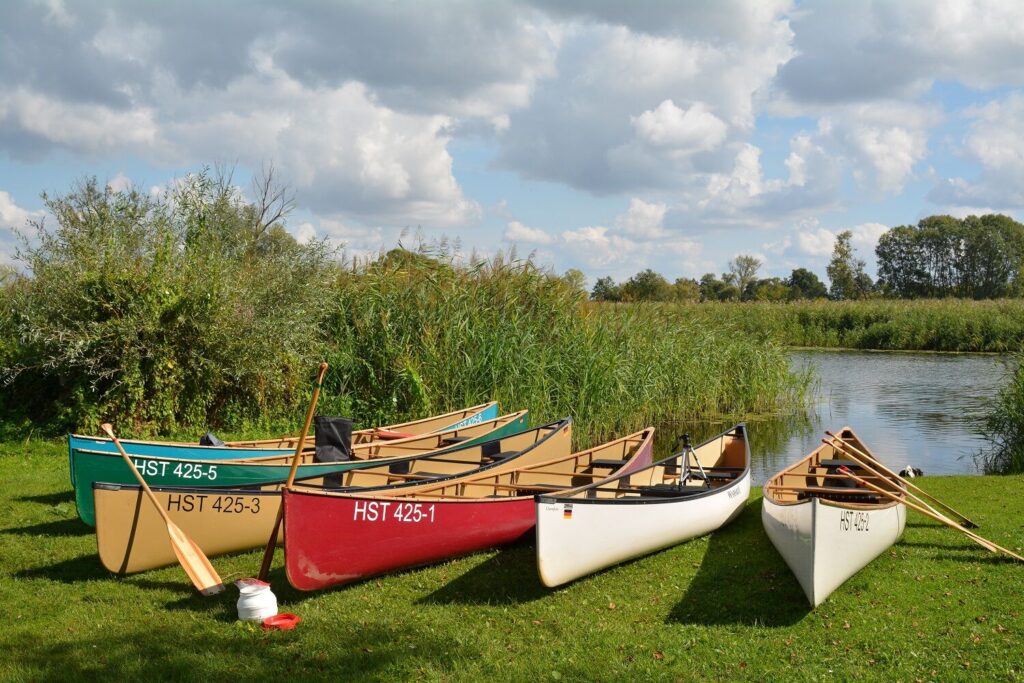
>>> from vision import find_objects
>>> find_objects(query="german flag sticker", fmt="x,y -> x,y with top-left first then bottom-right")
563,504 -> 573,520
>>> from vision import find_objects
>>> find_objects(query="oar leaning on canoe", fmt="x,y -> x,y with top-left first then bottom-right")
93,418 -> 573,574
74,409 -> 530,526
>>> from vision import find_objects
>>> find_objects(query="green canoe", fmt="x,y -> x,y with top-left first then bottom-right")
73,410 -> 529,526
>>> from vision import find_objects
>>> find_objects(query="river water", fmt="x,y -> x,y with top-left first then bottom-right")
660,350 -> 1015,484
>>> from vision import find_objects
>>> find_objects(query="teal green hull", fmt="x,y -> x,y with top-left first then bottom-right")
73,414 -> 528,526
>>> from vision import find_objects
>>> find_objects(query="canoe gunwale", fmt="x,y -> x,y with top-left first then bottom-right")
73,410 -> 530,470
762,424 -> 905,509
68,401 -> 500,451
289,417 -> 574,496
536,423 -> 750,507
284,425 -> 653,503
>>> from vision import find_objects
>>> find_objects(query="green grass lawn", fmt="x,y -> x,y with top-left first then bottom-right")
2,440 -> 1022,682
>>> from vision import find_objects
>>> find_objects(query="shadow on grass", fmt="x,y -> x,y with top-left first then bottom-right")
14,554 -> 113,583
3,622 -> 470,680
418,541 -> 549,606
16,490 -> 75,505
0,518 -> 91,537
667,501 -> 811,627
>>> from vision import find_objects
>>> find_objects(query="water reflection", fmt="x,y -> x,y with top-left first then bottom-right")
656,350 -> 1012,483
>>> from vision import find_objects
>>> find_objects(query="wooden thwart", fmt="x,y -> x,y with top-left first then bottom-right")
100,423 -> 225,595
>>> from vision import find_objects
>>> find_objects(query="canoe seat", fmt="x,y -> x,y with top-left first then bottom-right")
589,458 -> 624,470
482,451 -> 519,463
797,489 -> 880,504
636,484 -> 707,498
818,459 -> 863,469
690,471 -> 737,482
441,436 -> 472,446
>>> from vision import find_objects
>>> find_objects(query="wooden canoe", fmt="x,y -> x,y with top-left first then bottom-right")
761,426 -> 907,607
93,418 -> 573,574
74,410 -> 529,527
535,424 -> 751,587
67,402 -> 500,482
282,428 -> 656,591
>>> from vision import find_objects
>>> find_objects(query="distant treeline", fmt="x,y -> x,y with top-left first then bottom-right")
592,214 -> 1024,303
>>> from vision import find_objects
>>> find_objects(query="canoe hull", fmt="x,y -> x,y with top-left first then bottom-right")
283,427 -> 654,591
283,491 -> 535,590
761,496 -> 906,606
93,418 -> 572,572
536,471 -> 751,587
94,483 -> 282,574
73,412 -> 528,527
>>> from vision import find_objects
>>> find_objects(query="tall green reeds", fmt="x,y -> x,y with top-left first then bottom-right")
0,176 -> 810,441
979,355 -> 1024,473
320,251 -> 809,444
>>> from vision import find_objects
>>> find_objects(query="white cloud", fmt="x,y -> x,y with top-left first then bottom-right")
293,222 -> 316,245
0,190 -> 45,264
504,220 -> 554,244
929,92 -> 1024,208
0,87 -> 161,156
796,228 -> 836,256
632,100 -> 727,152
849,222 -> 888,251
107,172 -> 133,193
560,225 -> 639,268
614,198 -> 667,238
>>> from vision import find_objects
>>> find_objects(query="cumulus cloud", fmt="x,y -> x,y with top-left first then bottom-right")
504,220 -> 554,244
0,190 -> 45,263
929,92 -> 1024,208
614,198 -> 667,239
796,228 -> 836,257
107,172 -> 133,193
632,100 -> 727,152
775,1 -> 1024,105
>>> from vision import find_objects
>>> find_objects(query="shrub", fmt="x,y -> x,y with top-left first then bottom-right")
2,172 -> 336,434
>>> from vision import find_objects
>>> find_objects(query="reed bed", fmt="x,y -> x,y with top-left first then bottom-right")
320,254 -> 810,445
642,299 -> 1024,353
978,355 -> 1024,474
1,232 -> 810,444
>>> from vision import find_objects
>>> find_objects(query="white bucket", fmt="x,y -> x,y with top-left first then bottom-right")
236,580 -> 278,622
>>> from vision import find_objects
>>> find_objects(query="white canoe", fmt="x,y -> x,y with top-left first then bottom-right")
535,424 -> 751,588
761,426 -> 906,607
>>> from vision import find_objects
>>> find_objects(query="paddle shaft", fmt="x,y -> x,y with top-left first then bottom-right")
825,430 -> 978,528
101,423 -> 224,595
837,466 -> 1024,562
258,362 -> 329,581
823,437 -> 954,524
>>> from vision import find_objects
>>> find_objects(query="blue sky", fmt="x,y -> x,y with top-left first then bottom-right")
2,1 -> 1024,286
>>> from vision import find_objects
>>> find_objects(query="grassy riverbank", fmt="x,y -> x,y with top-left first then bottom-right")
639,299 -> 1024,353
3,441 -> 1022,681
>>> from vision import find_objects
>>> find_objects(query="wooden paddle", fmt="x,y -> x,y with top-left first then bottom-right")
825,430 -> 979,528
257,361 -> 329,581
100,423 -> 225,595
819,430 -> 978,532
837,466 -> 1024,562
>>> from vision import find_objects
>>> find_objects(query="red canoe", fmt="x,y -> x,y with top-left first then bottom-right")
283,427 -> 655,591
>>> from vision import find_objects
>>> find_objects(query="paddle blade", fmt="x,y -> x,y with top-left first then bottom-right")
166,521 -> 225,596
